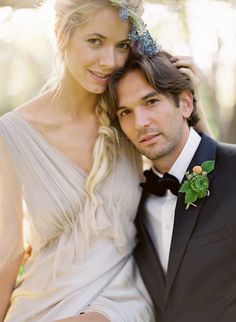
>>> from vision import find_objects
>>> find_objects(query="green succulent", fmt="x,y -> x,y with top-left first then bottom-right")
179,160 -> 215,209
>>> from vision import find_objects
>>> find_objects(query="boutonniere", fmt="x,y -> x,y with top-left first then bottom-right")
179,160 -> 215,209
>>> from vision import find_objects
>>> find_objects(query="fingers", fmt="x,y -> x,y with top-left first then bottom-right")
178,67 -> 199,87
170,55 -> 203,88
170,55 -> 194,67
172,56 -> 203,75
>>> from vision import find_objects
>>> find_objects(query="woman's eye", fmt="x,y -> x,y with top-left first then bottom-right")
119,43 -> 130,50
87,39 -> 102,46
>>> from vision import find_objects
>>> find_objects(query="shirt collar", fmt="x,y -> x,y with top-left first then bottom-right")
152,128 -> 201,183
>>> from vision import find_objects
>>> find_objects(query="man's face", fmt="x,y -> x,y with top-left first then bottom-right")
116,69 -> 193,171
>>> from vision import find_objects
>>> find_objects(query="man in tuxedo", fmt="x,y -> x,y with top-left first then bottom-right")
107,51 -> 236,322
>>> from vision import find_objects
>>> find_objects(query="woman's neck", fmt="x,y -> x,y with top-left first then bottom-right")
50,70 -> 99,119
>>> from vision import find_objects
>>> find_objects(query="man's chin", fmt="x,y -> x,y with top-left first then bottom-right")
138,148 -> 162,161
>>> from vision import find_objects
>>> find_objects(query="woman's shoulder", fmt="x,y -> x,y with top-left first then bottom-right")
0,91 -> 53,145
0,91 -> 52,123
13,90 -> 53,123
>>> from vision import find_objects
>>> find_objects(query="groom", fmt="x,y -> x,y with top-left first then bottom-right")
107,52 -> 236,322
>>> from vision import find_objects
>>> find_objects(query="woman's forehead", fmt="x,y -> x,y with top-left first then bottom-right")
78,5 -> 130,39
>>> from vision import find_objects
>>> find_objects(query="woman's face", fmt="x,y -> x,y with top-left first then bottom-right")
64,5 -> 131,94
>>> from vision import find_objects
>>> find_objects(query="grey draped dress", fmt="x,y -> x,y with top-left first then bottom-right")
0,111 -> 154,322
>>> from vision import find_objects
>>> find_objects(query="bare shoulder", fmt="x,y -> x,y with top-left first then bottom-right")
0,92 -> 50,143
14,91 -> 53,124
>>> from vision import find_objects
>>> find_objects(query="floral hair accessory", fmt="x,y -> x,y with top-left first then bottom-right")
179,160 -> 215,210
109,0 -> 160,57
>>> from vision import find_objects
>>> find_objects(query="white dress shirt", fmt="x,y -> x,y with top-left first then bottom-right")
144,128 -> 201,273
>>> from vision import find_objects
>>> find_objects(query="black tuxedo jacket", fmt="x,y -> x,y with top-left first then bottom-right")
134,134 -> 236,322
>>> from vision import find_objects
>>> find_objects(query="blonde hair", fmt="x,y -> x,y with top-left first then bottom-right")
45,0 -> 144,202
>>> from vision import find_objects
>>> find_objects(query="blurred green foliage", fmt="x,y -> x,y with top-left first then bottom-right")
0,0 -> 236,142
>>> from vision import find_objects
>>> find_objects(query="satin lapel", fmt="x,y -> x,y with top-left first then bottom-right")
134,191 -> 166,313
165,134 -> 217,301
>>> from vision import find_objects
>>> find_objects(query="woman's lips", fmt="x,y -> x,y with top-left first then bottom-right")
89,70 -> 110,84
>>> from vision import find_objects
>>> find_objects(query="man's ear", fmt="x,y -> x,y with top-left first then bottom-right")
179,90 -> 194,119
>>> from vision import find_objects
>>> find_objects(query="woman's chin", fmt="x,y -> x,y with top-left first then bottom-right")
88,85 -> 107,95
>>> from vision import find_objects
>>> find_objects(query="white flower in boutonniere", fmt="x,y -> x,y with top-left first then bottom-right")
179,160 -> 215,209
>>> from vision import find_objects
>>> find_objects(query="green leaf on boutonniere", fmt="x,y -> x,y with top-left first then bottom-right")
180,160 -> 215,210
179,180 -> 191,193
185,189 -> 198,204
201,160 -> 215,173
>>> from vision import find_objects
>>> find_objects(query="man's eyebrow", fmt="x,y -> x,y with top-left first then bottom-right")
117,91 -> 159,111
141,91 -> 159,101
86,33 -> 130,42
117,105 -> 127,111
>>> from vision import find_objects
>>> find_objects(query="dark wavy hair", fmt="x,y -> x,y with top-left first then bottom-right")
105,50 -> 199,127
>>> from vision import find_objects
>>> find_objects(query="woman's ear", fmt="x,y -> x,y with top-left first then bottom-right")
179,90 -> 194,119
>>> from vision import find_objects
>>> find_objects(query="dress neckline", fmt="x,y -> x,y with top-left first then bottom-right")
11,110 -> 90,178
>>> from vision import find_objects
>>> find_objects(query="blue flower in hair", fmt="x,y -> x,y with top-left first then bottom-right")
129,27 -> 160,57
110,0 -> 160,57
119,7 -> 129,21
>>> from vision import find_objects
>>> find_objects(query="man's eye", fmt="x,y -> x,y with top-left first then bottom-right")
118,110 -> 131,118
87,39 -> 102,46
147,99 -> 159,105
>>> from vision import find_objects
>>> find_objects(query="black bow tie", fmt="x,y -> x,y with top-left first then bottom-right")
140,169 -> 180,197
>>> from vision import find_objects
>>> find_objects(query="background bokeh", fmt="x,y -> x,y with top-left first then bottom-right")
0,0 -> 236,142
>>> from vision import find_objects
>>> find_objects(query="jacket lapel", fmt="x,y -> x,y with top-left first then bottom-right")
134,191 -> 166,313
165,134 -> 217,301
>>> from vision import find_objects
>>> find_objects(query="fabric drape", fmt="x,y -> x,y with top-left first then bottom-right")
0,112 -> 154,321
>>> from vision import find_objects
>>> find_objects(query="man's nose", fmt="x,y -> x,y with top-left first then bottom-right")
134,108 -> 151,130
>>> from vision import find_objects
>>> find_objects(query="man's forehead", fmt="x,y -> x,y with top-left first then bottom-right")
116,70 -> 156,105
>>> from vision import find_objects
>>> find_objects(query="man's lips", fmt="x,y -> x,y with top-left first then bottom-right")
139,133 -> 160,146
89,70 -> 111,83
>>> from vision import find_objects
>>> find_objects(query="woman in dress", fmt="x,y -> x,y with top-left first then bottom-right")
0,0 -> 208,321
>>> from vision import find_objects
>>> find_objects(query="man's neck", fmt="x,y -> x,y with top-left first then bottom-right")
152,127 -> 190,174
153,128 -> 201,185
